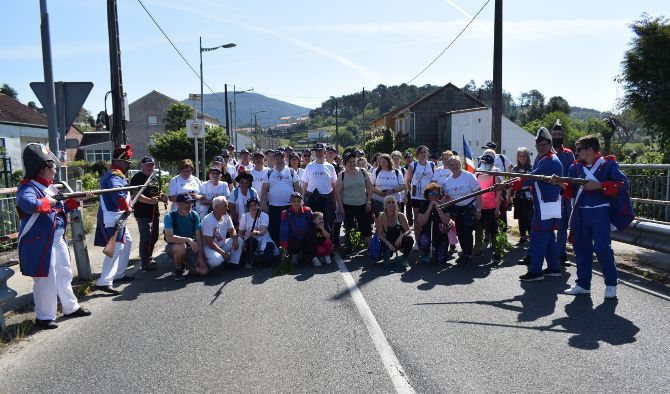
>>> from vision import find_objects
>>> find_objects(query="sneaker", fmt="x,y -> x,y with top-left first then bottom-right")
516,237 -> 528,246
141,263 -> 157,271
455,255 -> 472,265
324,255 -> 332,265
559,255 -> 570,267
564,284 -> 590,295
604,286 -> 617,299
383,251 -> 391,266
290,254 -> 299,265
519,272 -> 544,281
311,257 -> 322,267
449,245 -> 457,253
400,257 -> 410,268
174,268 -> 185,281
542,268 -> 562,277
492,255 -> 503,265
517,255 -> 531,266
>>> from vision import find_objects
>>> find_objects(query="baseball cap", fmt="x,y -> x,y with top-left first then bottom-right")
140,156 -> 155,164
176,193 -> 196,203
240,149 -> 250,155
208,167 -> 222,174
479,154 -> 495,164
290,192 -> 303,200
226,144 -> 235,150
212,155 -> 224,163
313,143 -> 325,151
274,150 -> 285,157
326,145 -> 337,153
484,141 -> 497,150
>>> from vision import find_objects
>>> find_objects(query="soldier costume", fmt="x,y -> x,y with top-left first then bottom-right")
16,143 -> 91,329
551,120 -> 576,265
516,128 -> 564,281
562,136 -> 634,299
94,144 -> 134,293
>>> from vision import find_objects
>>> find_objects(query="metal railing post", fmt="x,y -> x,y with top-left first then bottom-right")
666,167 -> 670,222
0,266 -> 17,331
59,182 -> 92,280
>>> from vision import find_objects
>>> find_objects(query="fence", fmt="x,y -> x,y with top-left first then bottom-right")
620,164 -> 670,223
0,188 -> 20,250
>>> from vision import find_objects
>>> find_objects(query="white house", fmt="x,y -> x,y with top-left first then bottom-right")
443,107 -> 537,163
0,94 -> 49,176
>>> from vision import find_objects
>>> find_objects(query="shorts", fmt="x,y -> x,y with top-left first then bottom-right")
165,243 -> 198,264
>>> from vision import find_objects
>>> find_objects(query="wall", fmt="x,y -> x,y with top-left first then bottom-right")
448,108 -> 536,164
0,123 -> 48,173
125,93 -> 176,160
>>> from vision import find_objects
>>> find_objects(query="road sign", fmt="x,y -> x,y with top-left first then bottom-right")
30,81 -> 93,132
186,119 -> 205,138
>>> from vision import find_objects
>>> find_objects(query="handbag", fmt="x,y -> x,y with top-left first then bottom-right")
368,233 -> 382,260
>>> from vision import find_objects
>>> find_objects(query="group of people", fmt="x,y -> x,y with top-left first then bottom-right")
15,121 -> 634,328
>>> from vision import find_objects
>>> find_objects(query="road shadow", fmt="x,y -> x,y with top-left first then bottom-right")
416,273 -> 571,322
437,296 -> 639,350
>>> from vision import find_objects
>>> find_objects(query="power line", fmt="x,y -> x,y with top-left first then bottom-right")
407,0 -> 491,84
135,0 -> 227,105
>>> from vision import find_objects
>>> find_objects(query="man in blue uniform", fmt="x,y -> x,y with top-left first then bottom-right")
561,135 -> 634,299
16,143 -> 92,329
551,120 -> 575,266
94,144 -> 134,294
515,128 -> 564,282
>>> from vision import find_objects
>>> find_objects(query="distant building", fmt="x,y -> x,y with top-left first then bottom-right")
124,90 -> 220,160
77,131 -> 113,163
307,129 -> 330,141
0,93 -> 48,175
390,83 -> 486,150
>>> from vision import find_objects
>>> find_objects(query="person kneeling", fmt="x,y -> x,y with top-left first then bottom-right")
202,196 -> 243,270
239,197 -> 279,268
164,193 -> 206,280
376,195 -> 414,268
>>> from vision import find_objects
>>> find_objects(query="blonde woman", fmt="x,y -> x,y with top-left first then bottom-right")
375,195 -> 413,268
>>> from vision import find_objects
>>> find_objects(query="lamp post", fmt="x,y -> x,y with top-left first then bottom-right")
233,86 -> 253,151
251,110 -> 266,149
200,37 -> 235,178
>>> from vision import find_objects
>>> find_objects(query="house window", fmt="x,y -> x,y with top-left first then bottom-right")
147,115 -> 158,126
86,149 -> 112,162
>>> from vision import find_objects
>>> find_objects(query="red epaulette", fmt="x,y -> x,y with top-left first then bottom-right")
605,155 -> 617,162
572,159 -> 580,165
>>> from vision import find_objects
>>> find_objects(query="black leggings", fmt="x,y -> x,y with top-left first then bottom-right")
343,204 -> 372,238
381,225 -> 414,257
514,198 -> 533,237
480,208 -> 498,240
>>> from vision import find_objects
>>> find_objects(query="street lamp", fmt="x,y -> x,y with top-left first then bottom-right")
251,110 -> 266,149
199,37 -> 236,178
233,86 -> 253,151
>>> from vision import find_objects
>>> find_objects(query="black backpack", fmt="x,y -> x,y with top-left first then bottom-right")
164,210 -> 197,241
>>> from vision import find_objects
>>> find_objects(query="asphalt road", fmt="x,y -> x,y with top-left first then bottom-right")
1,246 -> 669,393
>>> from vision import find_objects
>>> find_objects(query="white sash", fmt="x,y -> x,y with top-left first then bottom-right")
574,157 -> 606,207
99,190 -> 130,228
535,181 -> 562,220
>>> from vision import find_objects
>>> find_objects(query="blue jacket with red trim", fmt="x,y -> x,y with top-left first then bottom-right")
555,145 -> 575,177
16,178 -> 79,277
279,206 -> 313,249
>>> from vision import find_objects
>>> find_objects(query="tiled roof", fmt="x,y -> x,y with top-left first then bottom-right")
0,93 -> 48,127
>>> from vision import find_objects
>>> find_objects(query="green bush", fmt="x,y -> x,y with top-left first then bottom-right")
80,173 -> 99,190
90,160 -> 108,177
11,170 -> 23,187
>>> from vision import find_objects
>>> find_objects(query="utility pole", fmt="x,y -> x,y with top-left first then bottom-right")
335,100 -> 339,150
491,0 -> 503,150
107,0 -> 126,148
224,84 -> 230,139
38,0 -> 59,179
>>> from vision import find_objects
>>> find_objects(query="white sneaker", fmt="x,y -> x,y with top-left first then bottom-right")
290,254 -> 299,265
604,286 -> 617,299
564,284 -> 591,295
324,255 -> 332,265
311,257 -> 322,267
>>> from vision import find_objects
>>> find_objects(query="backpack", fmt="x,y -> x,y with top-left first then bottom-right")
267,168 -> 295,181
412,161 -> 435,174
339,168 -> 366,182
232,187 -> 257,202
164,210 -> 197,241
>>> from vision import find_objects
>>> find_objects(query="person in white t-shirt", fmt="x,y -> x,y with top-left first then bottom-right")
198,167 -> 231,218
249,151 -> 269,200
302,143 -> 337,228
433,150 -> 454,185
167,159 -> 203,211
239,197 -> 279,268
370,153 -> 406,216
441,156 -> 482,265
261,150 -> 301,244
236,149 -> 253,174
289,153 -> 306,194
404,145 -> 435,232
228,171 -> 259,227
202,196 -> 242,268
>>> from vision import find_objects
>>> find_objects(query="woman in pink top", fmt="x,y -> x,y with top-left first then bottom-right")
476,154 -> 503,264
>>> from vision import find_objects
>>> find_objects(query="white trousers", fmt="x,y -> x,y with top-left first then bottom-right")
204,238 -> 243,268
33,229 -> 80,320
96,231 -> 132,286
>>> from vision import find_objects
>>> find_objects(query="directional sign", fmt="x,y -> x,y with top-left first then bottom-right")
30,81 -> 93,131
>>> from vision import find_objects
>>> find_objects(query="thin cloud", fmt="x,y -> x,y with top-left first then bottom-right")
146,0 -> 385,82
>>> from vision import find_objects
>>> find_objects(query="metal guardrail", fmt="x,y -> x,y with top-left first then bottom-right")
620,164 -> 670,222
0,266 -> 17,330
611,218 -> 670,256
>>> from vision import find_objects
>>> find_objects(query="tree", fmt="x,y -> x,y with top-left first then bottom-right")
148,126 -> 229,166
165,103 -> 195,132
333,129 -> 356,148
518,89 -> 545,125
545,96 -> 571,115
0,83 -> 18,99
75,107 -> 95,127
621,15 -> 670,161
27,101 -> 37,109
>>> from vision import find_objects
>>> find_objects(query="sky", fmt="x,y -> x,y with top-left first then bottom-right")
1,0 -> 668,118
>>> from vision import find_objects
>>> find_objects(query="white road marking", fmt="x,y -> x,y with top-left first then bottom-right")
336,259 -> 415,393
